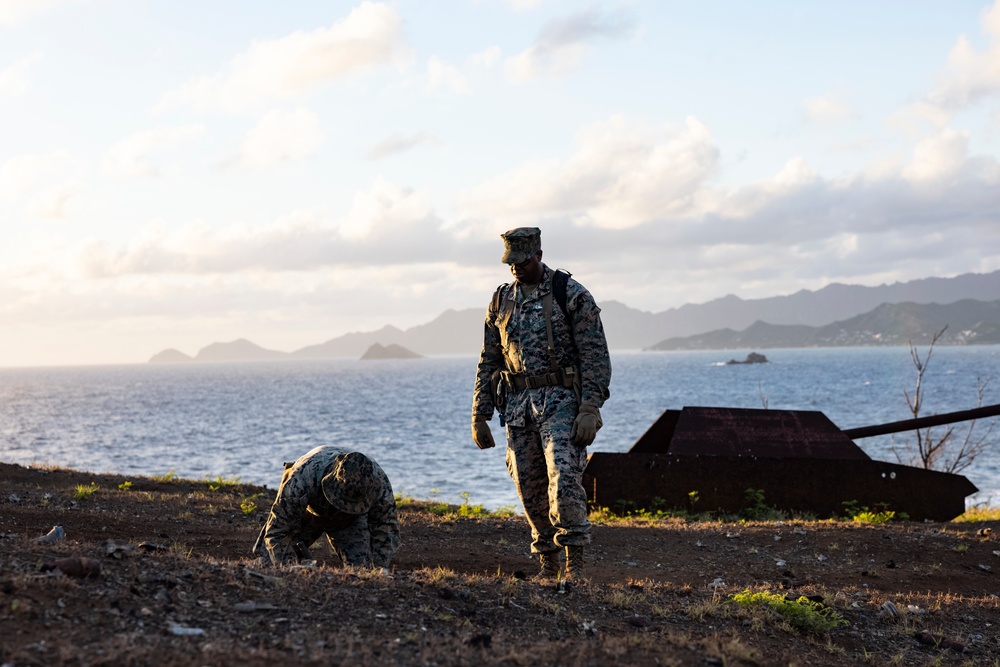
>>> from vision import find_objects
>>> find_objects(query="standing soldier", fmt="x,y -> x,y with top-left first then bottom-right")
472,227 -> 611,580
253,445 -> 399,571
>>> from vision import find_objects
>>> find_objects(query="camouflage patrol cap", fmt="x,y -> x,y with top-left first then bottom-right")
322,452 -> 382,514
500,227 -> 541,264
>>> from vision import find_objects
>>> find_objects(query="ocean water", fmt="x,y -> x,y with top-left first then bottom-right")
2,347 -> 999,511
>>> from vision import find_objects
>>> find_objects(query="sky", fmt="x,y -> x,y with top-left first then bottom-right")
2,0 -> 1000,367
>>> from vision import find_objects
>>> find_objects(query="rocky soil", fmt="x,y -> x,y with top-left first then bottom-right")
1,462 -> 999,666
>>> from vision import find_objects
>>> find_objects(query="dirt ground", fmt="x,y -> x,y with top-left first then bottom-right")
1,462 -> 999,666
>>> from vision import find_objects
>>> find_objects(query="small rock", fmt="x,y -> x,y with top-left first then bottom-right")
914,631 -> 965,653
42,557 -> 101,578
168,624 -> 205,636
34,525 -> 64,543
627,615 -> 651,628
879,601 -> 901,622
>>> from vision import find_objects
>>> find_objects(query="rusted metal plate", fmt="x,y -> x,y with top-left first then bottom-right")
629,409 -> 680,453
584,452 -> 977,522
662,406 -> 871,460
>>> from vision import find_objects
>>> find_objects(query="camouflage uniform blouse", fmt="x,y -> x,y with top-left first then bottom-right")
473,264 -> 611,427
261,445 -> 400,567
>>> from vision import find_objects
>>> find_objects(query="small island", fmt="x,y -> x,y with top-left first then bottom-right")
360,343 -> 422,360
726,352 -> 769,365
148,348 -> 194,363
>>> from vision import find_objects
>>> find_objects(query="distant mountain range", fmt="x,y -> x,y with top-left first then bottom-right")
647,299 -> 1000,350
149,269 -> 1000,362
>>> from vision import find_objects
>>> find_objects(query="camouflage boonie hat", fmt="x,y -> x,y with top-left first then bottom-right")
500,227 -> 541,264
322,452 -> 381,514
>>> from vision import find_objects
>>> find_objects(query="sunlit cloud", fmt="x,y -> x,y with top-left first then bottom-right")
102,125 -> 206,179
0,151 -> 82,223
226,108 -> 325,171
469,46 -> 502,69
366,131 -> 441,160
902,128 -> 970,182
504,0 -> 548,11
802,93 -> 856,125
457,115 -> 720,229
427,56 -> 470,94
505,7 -> 634,83
0,52 -> 42,95
156,1 -> 410,114
0,0 -> 63,26
924,0 -> 1000,113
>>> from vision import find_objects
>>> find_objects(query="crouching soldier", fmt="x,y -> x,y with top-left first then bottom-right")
252,445 -> 399,571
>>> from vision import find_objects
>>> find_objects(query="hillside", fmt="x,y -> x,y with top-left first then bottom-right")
149,270 -> 1000,362
647,300 -> 1000,350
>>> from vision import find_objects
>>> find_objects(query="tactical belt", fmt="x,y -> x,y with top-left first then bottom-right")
503,366 -> 576,391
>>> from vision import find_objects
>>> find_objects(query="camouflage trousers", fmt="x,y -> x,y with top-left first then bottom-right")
258,515 -> 375,567
505,396 -> 591,554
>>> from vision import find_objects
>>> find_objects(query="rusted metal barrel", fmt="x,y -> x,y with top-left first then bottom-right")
843,403 -> 1000,439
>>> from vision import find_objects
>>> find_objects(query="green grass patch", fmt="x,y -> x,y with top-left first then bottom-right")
205,475 -> 243,491
728,589 -> 847,635
953,504 -> 1000,522
73,482 -> 99,500
394,492 -> 516,518
151,470 -> 178,482
840,500 -> 906,523
240,493 -> 262,515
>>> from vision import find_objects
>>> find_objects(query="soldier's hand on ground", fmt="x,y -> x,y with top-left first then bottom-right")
472,416 -> 496,449
571,405 -> 602,447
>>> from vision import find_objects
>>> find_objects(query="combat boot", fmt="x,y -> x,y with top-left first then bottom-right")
565,545 -> 586,581
535,550 -> 562,579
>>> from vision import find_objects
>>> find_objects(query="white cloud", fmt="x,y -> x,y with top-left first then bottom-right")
0,52 -> 42,95
902,128 -> 969,182
427,56 -> 470,94
504,0 -> 547,11
366,131 -> 441,160
102,125 -> 205,179
925,0 -> 1000,113
338,177 -> 436,241
157,1 -> 410,114
57,179 -> 447,281
505,7 -> 633,83
802,93 -> 856,125
469,46 -> 502,69
457,115 -> 720,229
230,108 -> 324,170
0,151 -> 71,197
0,151 -> 81,221
0,0 -> 62,26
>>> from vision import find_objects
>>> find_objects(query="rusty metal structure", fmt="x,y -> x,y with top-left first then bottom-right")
583,404 -> 1000,521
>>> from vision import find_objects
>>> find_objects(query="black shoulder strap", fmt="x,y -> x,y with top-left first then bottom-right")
552,269 -> 571,318
492,271 -> 569,316
490,283 -> 508,314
